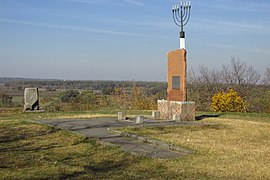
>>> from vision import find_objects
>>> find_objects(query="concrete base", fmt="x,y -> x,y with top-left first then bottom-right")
173,114 -> 181,122
136,116 -> 144,124
118,112 -> 126,120
152,111 -> 160,119
157,100 -> 195,121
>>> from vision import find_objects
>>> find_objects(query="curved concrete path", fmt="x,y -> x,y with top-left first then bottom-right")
40,118 -> 192,159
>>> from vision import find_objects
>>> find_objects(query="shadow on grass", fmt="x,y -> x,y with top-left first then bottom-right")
196,114 -> 223,121
0,129 -> 56,144
58,159 -> 137,179
86,160 -> 131,173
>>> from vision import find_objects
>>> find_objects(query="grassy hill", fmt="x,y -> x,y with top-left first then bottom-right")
0,111 -> 269,179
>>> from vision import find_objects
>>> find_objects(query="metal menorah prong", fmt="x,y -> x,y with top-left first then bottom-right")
172,1 -> 191,49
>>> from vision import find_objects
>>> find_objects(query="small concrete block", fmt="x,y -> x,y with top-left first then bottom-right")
136,116 -> 144,124
118,112 -> 126,120
152,111 -> 160,118
173,114 -> 181,122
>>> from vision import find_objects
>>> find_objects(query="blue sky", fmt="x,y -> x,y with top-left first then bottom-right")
0,0 -> 269,81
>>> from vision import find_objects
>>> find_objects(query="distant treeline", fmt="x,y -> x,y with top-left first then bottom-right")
2,79 -> 167,96
1,58 -> 270,113
187,58 -> 270,113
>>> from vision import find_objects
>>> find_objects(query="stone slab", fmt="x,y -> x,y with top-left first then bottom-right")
40,118 -> 186,159
24,88 -> 39,111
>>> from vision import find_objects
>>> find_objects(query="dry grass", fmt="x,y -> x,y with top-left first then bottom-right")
0,119 -> 183,179
0,120 -> 154,179
1,111 -> 269,179
122,118 -> 270,179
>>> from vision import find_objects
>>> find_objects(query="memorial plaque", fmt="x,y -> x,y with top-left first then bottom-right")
172,76 -> 180,90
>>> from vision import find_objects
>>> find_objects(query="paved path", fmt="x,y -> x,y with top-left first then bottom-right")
40,118 -> 191,159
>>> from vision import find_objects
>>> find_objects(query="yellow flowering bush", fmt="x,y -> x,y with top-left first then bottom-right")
211,89 -> 246,112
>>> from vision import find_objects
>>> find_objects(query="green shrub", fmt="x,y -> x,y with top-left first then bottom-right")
43,100 -> 61,112
59,90 -> 80,103
0,93 -> 13,107
245,89 -> 270,113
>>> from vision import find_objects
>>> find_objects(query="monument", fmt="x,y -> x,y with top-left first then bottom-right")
158,1 -> 195,121
24,88 -> 40,112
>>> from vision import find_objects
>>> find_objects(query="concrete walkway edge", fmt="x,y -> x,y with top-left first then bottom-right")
107,128 -> 193,156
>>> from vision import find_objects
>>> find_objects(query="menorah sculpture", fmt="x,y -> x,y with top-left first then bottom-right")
157,1 -> 195,121
172,1 -> 191,49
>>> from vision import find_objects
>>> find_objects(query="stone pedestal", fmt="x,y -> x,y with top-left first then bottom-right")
157,100 -> 195,121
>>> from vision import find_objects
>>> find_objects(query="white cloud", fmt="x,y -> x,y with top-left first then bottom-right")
193,0 -> 270,12
191,18 -> 269,34
124,0 -> 144,6
62,0 -> 144,6
195,18 -> 262,30
193,41 -> 270,56
62,0 -> 108,4
0,18 -> 158,38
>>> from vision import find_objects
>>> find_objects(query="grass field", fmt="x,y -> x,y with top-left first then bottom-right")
121,113 -> 270,179
12,96 -> 24,105
1,111 -> 270,179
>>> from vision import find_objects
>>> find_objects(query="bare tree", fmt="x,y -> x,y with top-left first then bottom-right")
211,69 -> 223,84
197,65 -> 222,84
262,67 -> 270,85
223,58 -> 261,85
198,65 -> 212,84
188,59 -> 267,112
221,64 -> 233,84
187,67 -> 198,84
230,58 -> 247,85
245,66 -> 261,85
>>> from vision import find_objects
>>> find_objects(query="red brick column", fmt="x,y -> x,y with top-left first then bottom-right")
167,49 -> 187,101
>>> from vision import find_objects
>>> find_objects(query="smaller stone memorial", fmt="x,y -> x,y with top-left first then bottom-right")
24,88 -> 40,112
